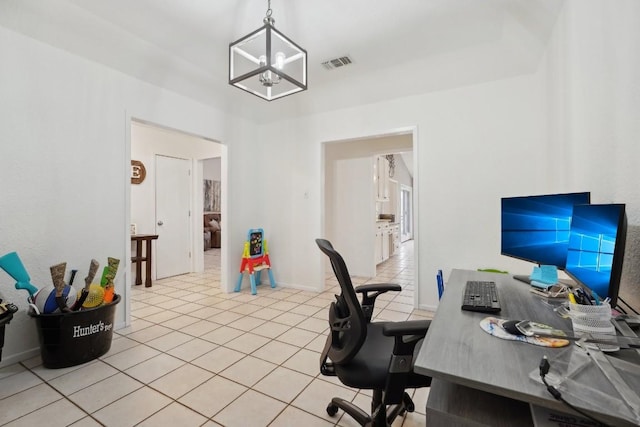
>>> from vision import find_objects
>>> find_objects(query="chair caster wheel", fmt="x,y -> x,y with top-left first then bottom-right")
403,392 -> 415,412
327,403 -> 339,417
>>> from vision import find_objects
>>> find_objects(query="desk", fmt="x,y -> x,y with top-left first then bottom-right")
414,269 -> 639,427
131,234 -> 158,287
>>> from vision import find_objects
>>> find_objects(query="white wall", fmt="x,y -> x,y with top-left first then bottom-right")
0,25 -> 256,366
545,1 -> 640,221
392,155 -> 413,189
258,72 -> 549,309
544,0 -> 640,305
203,157 -> 221,182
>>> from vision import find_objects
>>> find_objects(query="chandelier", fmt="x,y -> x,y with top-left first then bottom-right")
229,0 -> 307,101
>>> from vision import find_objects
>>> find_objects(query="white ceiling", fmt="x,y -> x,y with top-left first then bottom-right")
0,0 -> 564,123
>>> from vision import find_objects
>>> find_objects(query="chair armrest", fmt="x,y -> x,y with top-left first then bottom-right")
382,320 -> 433,402
355,283 -> 402,322
355,283 -> 402,293
382,319 -> 430,337
383,319 -> 430,356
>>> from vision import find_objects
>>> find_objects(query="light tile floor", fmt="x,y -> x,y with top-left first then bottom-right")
0,241 -> 433,426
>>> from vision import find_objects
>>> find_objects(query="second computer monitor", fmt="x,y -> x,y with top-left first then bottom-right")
565,203 -> 627,307
501,192 -> 591,269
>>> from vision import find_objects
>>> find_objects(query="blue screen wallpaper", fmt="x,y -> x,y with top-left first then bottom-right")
565,204 -> 624,299
501,193 -> 590,268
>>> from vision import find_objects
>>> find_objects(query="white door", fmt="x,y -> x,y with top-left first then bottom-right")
155,155 -> 191,279
400,185 -> 413,242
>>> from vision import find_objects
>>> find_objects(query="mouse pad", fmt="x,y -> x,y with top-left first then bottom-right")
480,317 -> 570,348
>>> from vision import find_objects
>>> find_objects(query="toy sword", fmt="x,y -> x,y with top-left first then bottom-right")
72,259 -> 99,311
50,262 -> 70,313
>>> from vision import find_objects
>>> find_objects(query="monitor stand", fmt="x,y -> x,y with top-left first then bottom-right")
513,275 -> 531,285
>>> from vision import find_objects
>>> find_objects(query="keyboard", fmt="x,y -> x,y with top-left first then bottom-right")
461,280 -> 501,313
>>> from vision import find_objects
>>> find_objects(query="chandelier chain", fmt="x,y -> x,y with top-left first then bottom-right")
266,0 -> 272,18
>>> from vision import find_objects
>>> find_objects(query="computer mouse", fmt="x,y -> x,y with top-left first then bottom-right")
502,320 -> 525,336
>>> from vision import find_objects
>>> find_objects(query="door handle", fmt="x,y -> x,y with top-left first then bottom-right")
157,220 -> 164,226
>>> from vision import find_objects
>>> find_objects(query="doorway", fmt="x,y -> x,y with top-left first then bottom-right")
323,129 -> 417,299
130,120 -> 223,283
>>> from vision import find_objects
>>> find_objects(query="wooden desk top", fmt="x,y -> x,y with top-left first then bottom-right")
415,269 -> 639,427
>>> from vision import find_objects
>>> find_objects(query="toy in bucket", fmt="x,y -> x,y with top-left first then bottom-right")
75,257 -> 120,309
0,252 -> 39,298
73,259 -> 100,310
0,252 -> 75,314
100,257 -> 120,304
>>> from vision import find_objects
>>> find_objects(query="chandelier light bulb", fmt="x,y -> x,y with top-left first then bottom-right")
258,54 -> 280,87
275,52 -> 285,70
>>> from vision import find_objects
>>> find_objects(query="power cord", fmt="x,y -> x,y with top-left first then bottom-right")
539,356 -> 612,427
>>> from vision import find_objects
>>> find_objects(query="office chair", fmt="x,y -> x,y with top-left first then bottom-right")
315,238 -> 432,426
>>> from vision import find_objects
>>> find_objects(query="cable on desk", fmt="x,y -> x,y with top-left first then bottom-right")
538,356 -> 612,427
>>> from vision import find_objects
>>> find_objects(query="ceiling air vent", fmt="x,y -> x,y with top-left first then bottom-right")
321,55 -> 353,70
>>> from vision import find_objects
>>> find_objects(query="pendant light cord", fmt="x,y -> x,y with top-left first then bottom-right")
266,0 -> 272,18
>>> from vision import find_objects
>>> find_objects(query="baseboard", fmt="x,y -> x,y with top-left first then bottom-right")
256,281 -> 318,293
114,320 -> 128,331
419,303 -> 438,313
0,346 -> 40,368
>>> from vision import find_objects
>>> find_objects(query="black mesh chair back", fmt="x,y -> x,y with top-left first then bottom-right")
316,238 -> 366,364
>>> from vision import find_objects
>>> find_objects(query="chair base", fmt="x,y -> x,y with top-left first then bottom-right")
326,391 -> 414,427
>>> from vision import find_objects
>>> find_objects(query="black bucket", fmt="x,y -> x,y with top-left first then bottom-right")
30,295 -> 120,368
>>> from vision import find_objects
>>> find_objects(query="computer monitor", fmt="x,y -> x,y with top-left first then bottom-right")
501,192 -> 591,269
565,204 -> 627,308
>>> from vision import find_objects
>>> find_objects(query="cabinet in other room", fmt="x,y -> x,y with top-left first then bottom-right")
376,221 -> 392,264
374,156 -> 390,202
